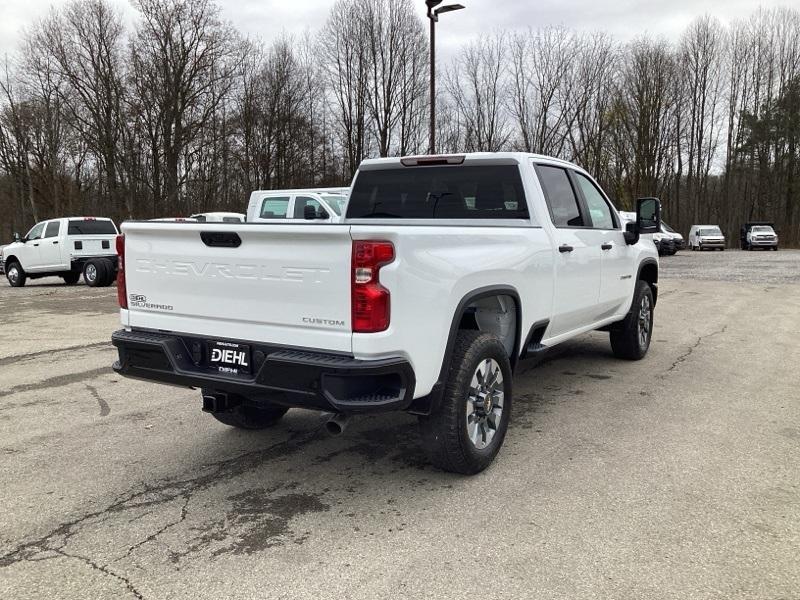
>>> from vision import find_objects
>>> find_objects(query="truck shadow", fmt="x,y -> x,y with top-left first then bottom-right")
125,332 -> 625,563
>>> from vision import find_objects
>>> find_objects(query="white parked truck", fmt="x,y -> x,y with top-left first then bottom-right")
111,153 -> 661,473
190,212 -> 246,223
246,189 -> 349,223
2,217 -> 119,287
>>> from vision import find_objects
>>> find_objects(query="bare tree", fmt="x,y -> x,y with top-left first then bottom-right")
608,38 -> 678,206
131,0 -> 242,213
321,0 -> 370,177
33,0 -> 126,214
446,33 -> 510,152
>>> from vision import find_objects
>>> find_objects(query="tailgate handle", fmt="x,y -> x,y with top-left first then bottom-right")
201,231 -> 241,248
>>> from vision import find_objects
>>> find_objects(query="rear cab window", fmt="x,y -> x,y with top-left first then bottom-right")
346,165 -> 529,220
43,221 -> 61,238
535,165 -> 584,228
67,220 -> 117,235
260,197 -> 290,219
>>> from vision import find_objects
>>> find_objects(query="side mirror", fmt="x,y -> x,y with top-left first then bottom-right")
637,197 -> 661,234
303,204 -> 317,220
623,222 -> 639,245
12,232 -> 22,243
625,197 -> 661,245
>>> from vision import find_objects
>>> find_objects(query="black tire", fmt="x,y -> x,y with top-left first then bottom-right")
83,259 -> 107,287
419,330 -> 513,475
62,272 -> 80,285
98,258 -> 116,287
6,261 -> 26,287
610,280 -> 654,361
203,391 -> 288,430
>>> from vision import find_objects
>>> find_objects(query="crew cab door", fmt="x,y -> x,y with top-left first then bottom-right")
535,163 -> 603,336
38,220 -> 66,269
19,222 -> 46,271
570,172 -> 633,314
293,195 -> 332,221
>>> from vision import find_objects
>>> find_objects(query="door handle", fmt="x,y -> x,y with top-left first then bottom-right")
559,244 -> 574,253
33,243 -> 39,247
601,243 -> 613,250
52,241 -> 59,245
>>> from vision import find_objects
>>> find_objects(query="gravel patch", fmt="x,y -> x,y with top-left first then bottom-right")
660,248 -> 800,285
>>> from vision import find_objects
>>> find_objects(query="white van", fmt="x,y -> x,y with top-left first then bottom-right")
688,225 -> 726,251
246,189 -> 349,223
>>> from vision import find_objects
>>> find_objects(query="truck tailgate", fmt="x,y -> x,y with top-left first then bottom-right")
121,222 -> 353,353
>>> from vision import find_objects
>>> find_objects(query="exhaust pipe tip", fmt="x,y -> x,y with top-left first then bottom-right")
324,413 -> 351,436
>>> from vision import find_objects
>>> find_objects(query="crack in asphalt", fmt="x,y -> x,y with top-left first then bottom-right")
0,342 -> 112,367
50,548 -> 144,599
663,325 -> 728,376
113,494 -> 191,564
0,424 -> 324,579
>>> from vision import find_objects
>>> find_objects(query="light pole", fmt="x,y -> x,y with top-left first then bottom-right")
426,0 -> 464,155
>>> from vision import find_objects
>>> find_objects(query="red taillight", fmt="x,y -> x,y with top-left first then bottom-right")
351,240 -> 394,333
116,234 -> 127,309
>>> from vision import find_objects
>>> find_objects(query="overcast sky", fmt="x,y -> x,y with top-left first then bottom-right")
0,0 -> 793,61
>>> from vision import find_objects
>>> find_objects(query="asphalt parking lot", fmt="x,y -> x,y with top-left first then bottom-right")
1,250 -> 799,600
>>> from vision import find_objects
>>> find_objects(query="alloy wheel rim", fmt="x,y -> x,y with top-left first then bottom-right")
86,264 -> 96,281
466,358 -> 504,450
8,267 -> 18,284
638,295 -> 651,348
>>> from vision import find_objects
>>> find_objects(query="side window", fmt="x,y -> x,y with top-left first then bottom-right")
294,196 -> 324,219
536,165 -> 584,228
259,197 -> 290,219
43,221 -> 61,238
574,173 -> 616,229
27,222 -> 46,240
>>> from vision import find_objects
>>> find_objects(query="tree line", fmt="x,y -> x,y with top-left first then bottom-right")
1,0 -> 798,245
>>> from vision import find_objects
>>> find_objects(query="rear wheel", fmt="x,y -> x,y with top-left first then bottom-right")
62,272 -> 80,285
610,280 -> 654,361
98,258 -> 116,286
6,261 -> 26,287
419,330 -> 512,474
83,259 -> 108,287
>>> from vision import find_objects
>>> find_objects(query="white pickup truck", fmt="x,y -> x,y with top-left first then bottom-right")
246,188 -> 349,223
2,217 -> 119,287
111,153 -> 660,474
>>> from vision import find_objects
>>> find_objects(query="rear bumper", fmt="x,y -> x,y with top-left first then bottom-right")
111,329 -> 415,414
